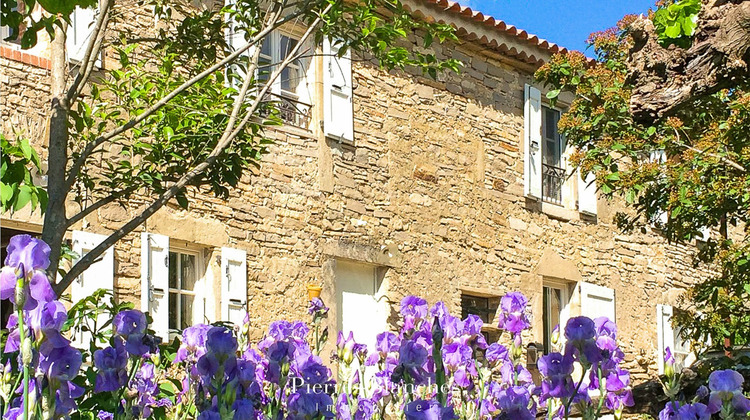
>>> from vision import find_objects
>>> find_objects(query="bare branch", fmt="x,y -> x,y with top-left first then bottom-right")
66,0 -> 113,105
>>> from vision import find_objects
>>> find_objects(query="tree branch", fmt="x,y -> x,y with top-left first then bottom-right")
66,0 -> 113,105
626,1 -> 750,122
63,9 -> 306,194
56,3 -> 329,294
65,186 -> 138,228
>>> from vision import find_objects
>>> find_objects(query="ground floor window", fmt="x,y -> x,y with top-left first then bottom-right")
168,250 -> 203,331
543,283 -> 570,354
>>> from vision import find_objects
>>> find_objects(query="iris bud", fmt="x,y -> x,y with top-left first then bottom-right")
22,337 -> 32,365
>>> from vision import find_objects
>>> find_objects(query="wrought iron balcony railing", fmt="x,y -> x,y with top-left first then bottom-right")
260,93 -> 312,129
542,163 -> 565,205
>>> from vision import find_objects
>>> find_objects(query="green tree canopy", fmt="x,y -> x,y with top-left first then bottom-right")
537,0 -> 750,350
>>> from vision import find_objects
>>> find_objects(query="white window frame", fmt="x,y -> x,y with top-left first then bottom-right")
542,279 -> 572,353
540,105 -> 567,206
167,246 -> 206,334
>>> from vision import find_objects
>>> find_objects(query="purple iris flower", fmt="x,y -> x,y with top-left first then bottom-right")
495,386 -> 535,420
93,340 -> 128,392
196,409 -> 221,420
27,299 -> 69,348
366,331 -> 400,365
707,369 -> 750,414
594,317 -> 617,351
501,362 -> 532,385
664,347 -> 675,365
659,400 -> 681,419
486,343 -> 509,365
40,344 -> 82,381
355,397 -> 376,420
54,380 -> 85,418
538,352 -> 575,399
287,389 -> 334,419
400,296 -> 428,330
175,324 -> 211,363
395,340 -> 430,385
298,356 -> 332,385
232,399 -> 256,419
114,310 -> 147,337
497,292 -> 531,334
206,326 -> 238,360
336,394 -> 352,420
97,411 -> 114,420
605,388 -> 634,411
676,403 -> 711,420
442,342 -> 471,372
4,234 -> 51,271
564,316 -> 596,342
337,331 -> 357,364
308,297 -> 329,315
404,399 -> 456,420
0,266 -> 16,301
4,314 -> 20,353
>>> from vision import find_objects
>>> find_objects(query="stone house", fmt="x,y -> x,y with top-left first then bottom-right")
1,0 -> 708,383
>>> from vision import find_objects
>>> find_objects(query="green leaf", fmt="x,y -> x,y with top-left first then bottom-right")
546,89 -> 560,99
13,185 -> 32,212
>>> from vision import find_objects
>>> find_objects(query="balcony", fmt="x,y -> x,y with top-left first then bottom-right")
542,163 -> 565,205
260,93 -> 311,129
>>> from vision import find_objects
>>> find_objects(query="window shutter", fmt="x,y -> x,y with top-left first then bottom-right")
578,171 -> 598,215
323,38 -> 353,143
66,6 -> 98,64
71,230 -> 114,348
524,84 -> 542,198
579,282 -> 615,322
656,304 -> 675,374
220,247 -> 248,326
140,232 -> 169,339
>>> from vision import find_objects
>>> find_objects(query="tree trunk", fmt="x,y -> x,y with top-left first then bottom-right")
626,0 -> 750,123
43,22 -> 69,284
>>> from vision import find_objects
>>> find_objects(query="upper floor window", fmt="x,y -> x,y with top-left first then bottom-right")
0,2 -> 23,46
524,84 -> 598,217
230,26 -> 313,129
542,106 -> 564,205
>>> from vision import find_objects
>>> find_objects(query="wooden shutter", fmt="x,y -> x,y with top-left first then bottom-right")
71,230 -> 114,348
579,282 -> 615,322
220,247 -> 247,325
140,232 -> 170,339
66,6 -> 98,64
656,304 -> 675,374
323,38 -> 353,143
578,171 -> 598,215
524,84 -> 542,198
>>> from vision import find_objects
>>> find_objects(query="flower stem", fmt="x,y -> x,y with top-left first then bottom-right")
17,306 -> 28,420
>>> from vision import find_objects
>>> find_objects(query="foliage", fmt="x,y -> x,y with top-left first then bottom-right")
0,0 -> 96,48
652,0 -> 701,48
0,235 -> 636,420
0,135 -> 48,214
536,10 -> 750,351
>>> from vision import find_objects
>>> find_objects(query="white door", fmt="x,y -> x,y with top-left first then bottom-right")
335,261 -> 388,353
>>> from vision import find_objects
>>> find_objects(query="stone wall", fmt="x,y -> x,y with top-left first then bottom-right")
0,15 -> 713,386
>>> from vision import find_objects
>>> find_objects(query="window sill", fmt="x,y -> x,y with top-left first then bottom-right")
524,196 -> 597,224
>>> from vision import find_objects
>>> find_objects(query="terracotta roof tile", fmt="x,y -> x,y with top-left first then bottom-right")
417,0 -> 582,65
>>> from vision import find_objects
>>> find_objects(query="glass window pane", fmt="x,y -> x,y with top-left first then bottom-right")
181,254 -> 197,291
181,294 -> 194,330
169,292 -> 178,330
279,35 -> 298,60
260,37 -> 272,57
168,252 -> 178,289
281,66 -> 299,93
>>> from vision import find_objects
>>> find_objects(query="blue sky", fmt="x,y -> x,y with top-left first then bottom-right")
458,0 -> 657,53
